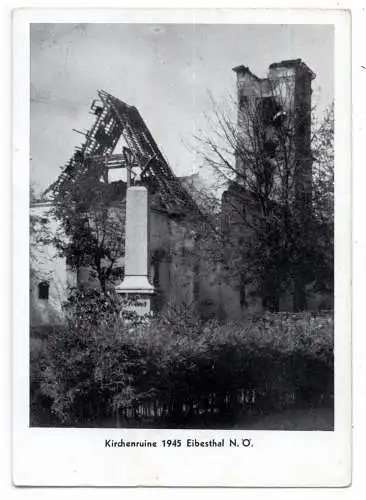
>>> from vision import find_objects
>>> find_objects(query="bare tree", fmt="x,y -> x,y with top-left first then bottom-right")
194,82 -> 333,312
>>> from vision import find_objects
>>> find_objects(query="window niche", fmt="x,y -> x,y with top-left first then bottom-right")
38,281 -> 49,300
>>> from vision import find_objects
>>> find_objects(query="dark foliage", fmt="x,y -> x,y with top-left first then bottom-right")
30,299 -> 333,428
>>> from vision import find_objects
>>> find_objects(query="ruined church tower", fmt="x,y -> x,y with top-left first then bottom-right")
221,59 -> 316,316
233,58 -> 316,212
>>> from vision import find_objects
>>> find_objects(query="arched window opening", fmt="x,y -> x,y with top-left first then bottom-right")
38,281 -> 49,300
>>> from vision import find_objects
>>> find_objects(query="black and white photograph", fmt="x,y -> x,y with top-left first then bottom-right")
29,21 -> 335,431
12,8 -> 351,487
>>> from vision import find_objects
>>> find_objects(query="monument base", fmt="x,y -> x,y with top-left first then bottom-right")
115,275 -> 155,295
115,275 -> 155,317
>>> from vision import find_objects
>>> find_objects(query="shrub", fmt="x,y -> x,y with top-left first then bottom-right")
31,304 -> 334,427
30,335 -> 57,426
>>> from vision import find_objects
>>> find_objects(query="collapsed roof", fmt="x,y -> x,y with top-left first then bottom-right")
43,90 -> 199,216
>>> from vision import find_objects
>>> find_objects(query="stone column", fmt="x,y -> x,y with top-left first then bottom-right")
115,186 -> 155,316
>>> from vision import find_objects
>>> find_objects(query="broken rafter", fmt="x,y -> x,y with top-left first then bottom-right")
42,89 -> 201,218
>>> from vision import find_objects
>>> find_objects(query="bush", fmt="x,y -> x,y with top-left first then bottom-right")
30,303 -> 334,427
30,335 -> 57,426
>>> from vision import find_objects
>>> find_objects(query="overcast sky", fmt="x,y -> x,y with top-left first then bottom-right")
30,23 -> 334,194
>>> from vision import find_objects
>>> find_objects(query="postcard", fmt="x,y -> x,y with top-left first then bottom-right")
12,7 -> 351,487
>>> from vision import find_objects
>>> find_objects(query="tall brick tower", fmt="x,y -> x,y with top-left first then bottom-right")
221,59 -> 316,315
233,58 -> 315,212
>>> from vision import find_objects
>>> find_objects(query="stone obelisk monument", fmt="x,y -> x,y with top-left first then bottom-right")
115,186 -> 155,316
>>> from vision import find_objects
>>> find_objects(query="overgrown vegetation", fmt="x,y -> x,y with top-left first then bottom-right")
30,296 -> 333,428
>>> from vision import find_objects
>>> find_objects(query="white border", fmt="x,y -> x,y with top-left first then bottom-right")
12,8 -> 351,487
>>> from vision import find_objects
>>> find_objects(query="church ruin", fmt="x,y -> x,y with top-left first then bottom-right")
30,90 -> 205,327
30,59 -> 330,327
221,59 -> 320,314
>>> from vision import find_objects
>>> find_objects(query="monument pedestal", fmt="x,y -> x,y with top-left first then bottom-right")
115,276 -> 154,316
115,186 -> 155,317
